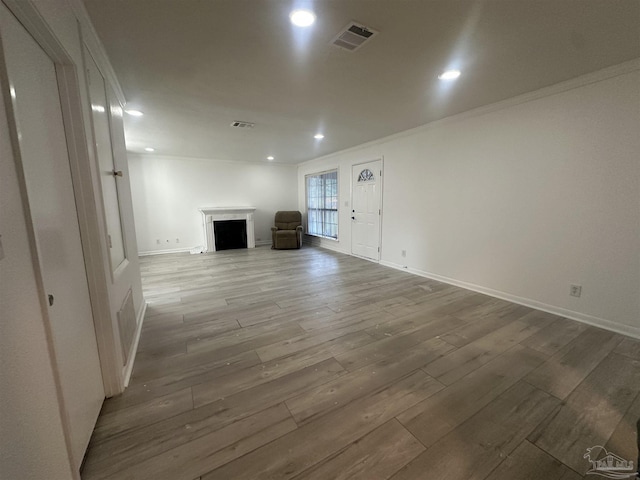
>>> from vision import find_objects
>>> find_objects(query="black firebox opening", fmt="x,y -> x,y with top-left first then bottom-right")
214,220 -> 247,251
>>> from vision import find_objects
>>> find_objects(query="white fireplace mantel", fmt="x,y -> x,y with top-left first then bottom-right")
198,207 -> 256,252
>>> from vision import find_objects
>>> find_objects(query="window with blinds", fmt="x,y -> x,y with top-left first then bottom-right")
306,170 -> 338,239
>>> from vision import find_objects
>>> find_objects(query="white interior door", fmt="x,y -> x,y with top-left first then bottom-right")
0,5 -> 104,468
84,47 -> 126,272
351,160 -> 382,260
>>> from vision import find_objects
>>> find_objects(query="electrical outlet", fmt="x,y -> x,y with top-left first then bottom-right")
256,237 -> 261,241
401,250 -> 406,258
166,239 -> 170,243
156,239 -> 161,245
570,284 -> 582,297
176,238 -> 179,243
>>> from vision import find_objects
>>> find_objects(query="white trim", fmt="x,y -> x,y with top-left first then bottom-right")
139,247 -> 192,256
122,301 -> 146,387
198,207 -> 256,253
300,59 -> 640,168
380,260 -> 640,340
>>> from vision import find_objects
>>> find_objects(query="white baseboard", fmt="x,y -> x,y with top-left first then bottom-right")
380,260 -> 640,340
139,247 -> 192,256
123,301 -> 147,387
141,243 -> 272,255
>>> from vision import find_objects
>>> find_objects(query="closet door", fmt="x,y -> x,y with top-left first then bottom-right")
0,4 -> 104,468
85,46 -> 126,271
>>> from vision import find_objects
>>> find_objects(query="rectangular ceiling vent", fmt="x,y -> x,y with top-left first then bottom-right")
230,120 -> 255,128
331,22 -> 378,52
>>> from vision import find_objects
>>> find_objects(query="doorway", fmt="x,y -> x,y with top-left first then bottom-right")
351,159 -> 383,261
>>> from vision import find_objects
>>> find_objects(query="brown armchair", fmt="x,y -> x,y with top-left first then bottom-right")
271,211 -> 303,249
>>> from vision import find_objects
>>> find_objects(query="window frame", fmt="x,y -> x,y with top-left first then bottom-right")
305,168 -> 339,241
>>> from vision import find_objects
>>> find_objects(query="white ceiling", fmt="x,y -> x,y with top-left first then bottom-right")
82,0 -> 640,164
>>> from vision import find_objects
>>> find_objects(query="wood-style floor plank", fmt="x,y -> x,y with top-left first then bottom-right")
520,315 -> 587,356
423,312 -> 554,385
201,371 -> 443,480
82,358 -> 344,479
397,344 -> 546,447
529,352 -> 640,474
81,246 -> 640,480
292,419 -> 425,480
103,403 -> 297,480
390,381 -> 559,480
482,440 -> 574,480
606,390 -> 640,467
286,337 -> 452,425
524,327 -> 623,399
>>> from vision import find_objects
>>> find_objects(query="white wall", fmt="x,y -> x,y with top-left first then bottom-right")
298,62 -> 640,337
129,154 -> 298,254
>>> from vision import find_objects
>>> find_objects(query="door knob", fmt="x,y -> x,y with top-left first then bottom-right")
48,294 -> 54,306
112,170 -> 123,177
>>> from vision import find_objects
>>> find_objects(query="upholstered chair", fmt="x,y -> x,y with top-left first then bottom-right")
271,211 -> 303,249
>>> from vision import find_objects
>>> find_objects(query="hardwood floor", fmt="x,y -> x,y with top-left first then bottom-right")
81,246 -> 640,480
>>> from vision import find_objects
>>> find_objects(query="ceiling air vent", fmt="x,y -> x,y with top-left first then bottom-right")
331,22 -> 378,52
230,120 -> 255,128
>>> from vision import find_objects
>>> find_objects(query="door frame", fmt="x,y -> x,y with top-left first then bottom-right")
350,157 -> 384,262
1,1 -> 124,398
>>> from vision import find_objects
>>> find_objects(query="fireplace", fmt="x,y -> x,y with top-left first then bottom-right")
214,220 -> 247,250
198,207 -> 256,253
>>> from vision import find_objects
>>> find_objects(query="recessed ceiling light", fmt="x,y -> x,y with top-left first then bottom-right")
438,70 -> 461,80
290,10 -> 315,27
314,133 -> 325,140
267,156 -> 275,161
144,147 -> 155,152
125,109 -> 144,117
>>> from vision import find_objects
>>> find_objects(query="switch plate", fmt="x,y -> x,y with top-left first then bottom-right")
570,284 -> 582,297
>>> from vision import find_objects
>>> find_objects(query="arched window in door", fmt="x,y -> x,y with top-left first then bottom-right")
357,168 -> 375,182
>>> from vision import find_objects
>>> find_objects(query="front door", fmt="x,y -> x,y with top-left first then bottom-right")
0,5 -> 104,468
351,160 -> 382,261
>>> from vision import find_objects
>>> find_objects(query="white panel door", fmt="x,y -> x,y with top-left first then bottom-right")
84,47 -> 126,271
351,160 -> 382,260
0,6 -> 104,468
